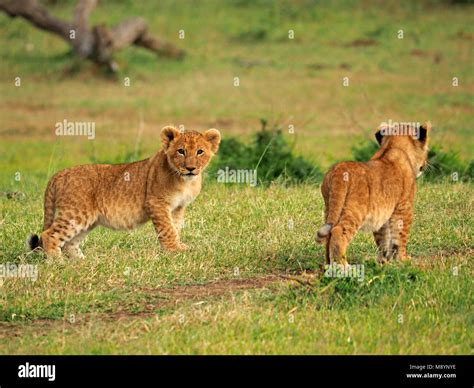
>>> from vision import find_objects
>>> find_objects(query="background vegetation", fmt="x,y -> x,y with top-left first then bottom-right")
0,0 -> 472,354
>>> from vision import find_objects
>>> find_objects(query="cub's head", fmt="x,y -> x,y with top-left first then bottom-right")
375,121 -> 431,178
160,126 -> 221,179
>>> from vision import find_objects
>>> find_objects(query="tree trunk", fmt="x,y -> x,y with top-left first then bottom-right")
0,0 -> 185,71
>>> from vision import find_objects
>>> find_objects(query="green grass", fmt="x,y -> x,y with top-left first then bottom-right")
0,0 -> 473,354
1,180 -> 472,354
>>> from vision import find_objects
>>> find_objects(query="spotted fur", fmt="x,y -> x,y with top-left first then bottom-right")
29,126 -> 221,259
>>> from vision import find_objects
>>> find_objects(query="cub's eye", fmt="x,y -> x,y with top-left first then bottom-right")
177,149 -> 185,156
197,149 -> 204,156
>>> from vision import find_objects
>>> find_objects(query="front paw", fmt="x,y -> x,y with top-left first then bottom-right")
332,255 -> 349,268
377,255 -> 388,264
176,242 -> 188,251
163,242 -> 188,252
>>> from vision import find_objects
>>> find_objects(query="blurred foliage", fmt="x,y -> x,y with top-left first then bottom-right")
208,119 -> 323,186
351,139 -> 473,182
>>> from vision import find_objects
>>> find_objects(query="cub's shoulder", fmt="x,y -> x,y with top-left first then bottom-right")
326,161 -> 369,177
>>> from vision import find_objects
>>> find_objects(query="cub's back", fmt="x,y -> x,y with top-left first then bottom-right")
50,159 -> 150,208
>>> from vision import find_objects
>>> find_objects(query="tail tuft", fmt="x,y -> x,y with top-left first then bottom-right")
28,234 -> 41,250
316,223 -> 333,244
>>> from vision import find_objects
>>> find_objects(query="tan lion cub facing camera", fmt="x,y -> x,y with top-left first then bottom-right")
28,126 -> 221,258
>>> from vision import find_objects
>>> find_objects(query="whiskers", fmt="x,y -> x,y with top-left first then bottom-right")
424,160 -> 435,175
168,167 -> 183,178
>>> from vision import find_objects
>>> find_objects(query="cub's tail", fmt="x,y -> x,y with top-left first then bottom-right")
27,173 -> 57,252
316,223 -> 333,244
316,165 -> 350,244
42,176 -> 57,231
28,234 -> 42,251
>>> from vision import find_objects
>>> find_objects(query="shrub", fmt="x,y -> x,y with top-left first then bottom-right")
425,145 -> 472,181
351,140 -> 379,163
351,139 -> 472,182
208,119 -> 323,186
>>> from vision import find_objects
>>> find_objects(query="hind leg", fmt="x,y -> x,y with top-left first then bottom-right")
328,214 -> 364,267
373,222 -> 391,263
328,226 -> 350,267
388,204 -> 413,261
325,235 -> 331,265
41,210 -> 96,259
63,230 -> 89,259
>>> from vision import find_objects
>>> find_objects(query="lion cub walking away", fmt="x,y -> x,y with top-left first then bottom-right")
316,122 -> 431,266
28,126 -> 221,258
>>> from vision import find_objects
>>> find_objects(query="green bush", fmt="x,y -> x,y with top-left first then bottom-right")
351,140 -> 379,163
351,140 -> 472,182
208,119 -> 323,186
425,145 -> 472,181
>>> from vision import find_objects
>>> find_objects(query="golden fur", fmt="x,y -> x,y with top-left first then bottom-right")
28,126 -> 221,258
316,122 -> 431,266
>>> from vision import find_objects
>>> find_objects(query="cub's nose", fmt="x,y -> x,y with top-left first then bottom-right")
186,167 -> 196,172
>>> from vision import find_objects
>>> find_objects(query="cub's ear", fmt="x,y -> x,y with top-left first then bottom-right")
160,126 -> 180,150
375,129 -> 384,145
417,121 -> 431,143
204,128 -> 221,153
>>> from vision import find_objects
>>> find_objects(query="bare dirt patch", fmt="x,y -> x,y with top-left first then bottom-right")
410,49 -> 442,64
0,274 -> 284,338
141,275 -> 280,307
344,38 -> 378,47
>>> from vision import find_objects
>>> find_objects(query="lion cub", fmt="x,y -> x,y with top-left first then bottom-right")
29,126 -> 221,258
316,122 -> 431,266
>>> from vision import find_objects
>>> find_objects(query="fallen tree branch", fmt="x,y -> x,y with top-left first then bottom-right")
0,0 -> 71,40
0,0 -> 185,71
